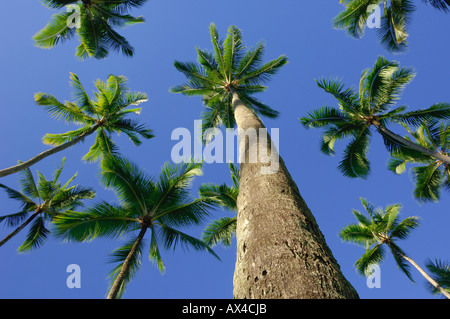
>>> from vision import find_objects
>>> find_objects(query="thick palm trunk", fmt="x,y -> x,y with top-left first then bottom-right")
107,226 -> 147,299
231,90 -> 359,299
373,121 -> 450,165
0,209 -> 41,248
0,124 -> 100,178
398,251 -> 450,299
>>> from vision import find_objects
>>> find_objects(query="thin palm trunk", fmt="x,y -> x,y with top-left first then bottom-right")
0,209 -> 41,248
394,248 -> 450,299
230,89 -> 359,299
107,226 -> 147,299
373,121 -> 450,165
0,123 -> 100,178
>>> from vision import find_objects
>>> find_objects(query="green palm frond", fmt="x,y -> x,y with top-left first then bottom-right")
33,11 -> 77,49
158,224 -> 220,261
35,0 -> 148,59
423,0 -> 450,12
202,217 -> 237,247
389,241 -> 415,283
425,259 -> 450,296
377,2 -> 412,53
53,202 -> 139,242
337,127 -> 371,178
355,243 -> 386,276
149,226 -> 165,273
0,210 -> 31,228
17,216 -> 50,253
333,0 -> 382,39
333,0 -> 416,53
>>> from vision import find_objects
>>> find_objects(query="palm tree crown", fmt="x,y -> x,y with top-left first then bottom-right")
340,198 -> 419,281
34,0 -> 148,59
388,120 -> 450,203
0,73 -> 153,178
333,0 -> 450,53
170,23 -> 287,140
37,73 -> 153,161
0,157 -> 95,251
53,156 -> 219,299
300,56 -> 450,178
341,198 -> 450,298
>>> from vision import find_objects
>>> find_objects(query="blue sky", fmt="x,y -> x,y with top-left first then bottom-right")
0,1 -> 449,299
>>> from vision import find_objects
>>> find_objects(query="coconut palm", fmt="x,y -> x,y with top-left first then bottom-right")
340,198 -> 450,298
53,155 -> 219,299
300,56 -> 450,179
0,73 -> 153,178
34,0 -> 148,59
200,163 -> 238,247
426,259 -> 450,297
171,23 -> 359,299
0,157 -> 95,251
334,0 -> 449,53
388,120 -> 450,203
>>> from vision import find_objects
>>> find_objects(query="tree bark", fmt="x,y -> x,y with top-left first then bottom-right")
231,89 -> 359,299
0,124 -> 100,178
107,226 -> 147,299
0,209 -> 41,248
373,121 -> 450,165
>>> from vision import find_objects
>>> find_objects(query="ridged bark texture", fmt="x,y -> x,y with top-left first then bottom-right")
232,92 -> 359,299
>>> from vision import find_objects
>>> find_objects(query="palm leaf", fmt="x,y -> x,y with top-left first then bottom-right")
202,217 -> 237,247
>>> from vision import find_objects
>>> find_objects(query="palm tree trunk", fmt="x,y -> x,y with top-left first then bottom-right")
398,252 -> 450,299
107,226 -> 147,299
0,124 -> 100,178
0,209 -> 41,248
373,121 -> 450,165
230,89 -> 359,299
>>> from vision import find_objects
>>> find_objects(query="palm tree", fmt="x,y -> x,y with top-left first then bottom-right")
53,155 -> 219,299
340,198 -> 450,298
0,157 -> 95,251
34,0 -> 148,59
426,259 -> 450,297
171,23 -> 359,299
333,0 -> 450,53
300,56 -> 450,179
200,163 -> 238,248
0,73 -> 153,178
388,120 -> 450,203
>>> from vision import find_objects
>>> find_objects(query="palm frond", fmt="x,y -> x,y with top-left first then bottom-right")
338,127 -> 371,178
355,244 -> 386,276
202,217 -> 237,247
53,202 -> 139,242
17,216 -> 50,253
33,11 -> 76,49
158,224 -> 220,261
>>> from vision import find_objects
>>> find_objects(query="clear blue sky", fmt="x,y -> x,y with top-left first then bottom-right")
0,1 -> 449,299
